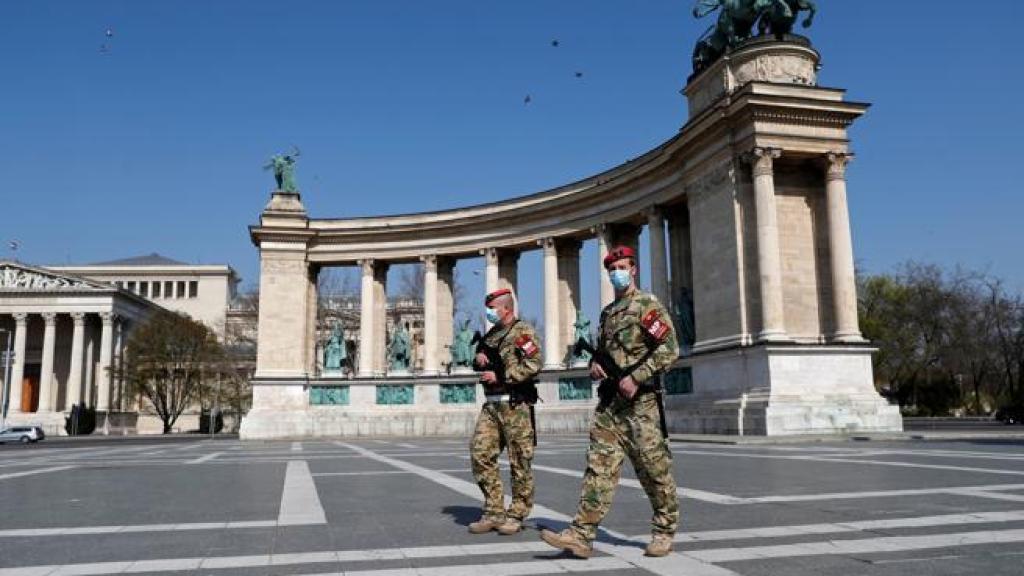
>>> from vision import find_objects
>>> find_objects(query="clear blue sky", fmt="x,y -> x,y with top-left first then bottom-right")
3,1 -> 1023,320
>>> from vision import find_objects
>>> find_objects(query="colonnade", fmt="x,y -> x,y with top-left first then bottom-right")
331,147 -> 861,379
1,311 -> 130,415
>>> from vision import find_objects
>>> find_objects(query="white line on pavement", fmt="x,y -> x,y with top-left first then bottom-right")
626,510 -> 1024,542
291,441 -> 303,452
186,452 -> 222,464
278,460 -> 327,526
684,527 -> 1024,564
530,463 -> 749,505
0,520 -> 279,538
0,465 -> 74,481
748,483 -> 1024,503
337,442 -> 739,576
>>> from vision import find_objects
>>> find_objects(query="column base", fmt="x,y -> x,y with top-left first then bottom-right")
666,343 -> 902,436
756,330 -> 791,343
831,332 -> 867,344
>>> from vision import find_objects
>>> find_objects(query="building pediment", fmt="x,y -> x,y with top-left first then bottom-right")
0,261 -> 111,292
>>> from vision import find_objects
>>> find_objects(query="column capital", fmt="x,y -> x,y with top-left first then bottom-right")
99,312 -> 114,325
480,247 -> 499,262
71,312 -> 86,325
538,237 -> 557,251
744,147 -> 783,177
359,258 -> 375,273
419,254 -> 438,268
644,206 -> 664,221
41,312 -> 57,325
13,312 -> 28,324
825,152 -> 855,181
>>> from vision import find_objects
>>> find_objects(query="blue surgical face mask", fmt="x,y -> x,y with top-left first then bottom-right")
609,269 -> 632,291
485,307 -> 501,325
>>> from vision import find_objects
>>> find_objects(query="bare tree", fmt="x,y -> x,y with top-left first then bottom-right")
121,311 -> 226,434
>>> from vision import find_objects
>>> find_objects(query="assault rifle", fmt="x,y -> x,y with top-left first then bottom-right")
471,330 -> 506,389
573,337 -> 668,438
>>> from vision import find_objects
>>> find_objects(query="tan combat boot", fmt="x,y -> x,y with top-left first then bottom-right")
644,532 -> 674,557
496,518 -> 523,535
539,528 -> 592,558
468,516 -> 502,534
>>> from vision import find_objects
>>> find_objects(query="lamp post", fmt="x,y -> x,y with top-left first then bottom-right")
0,328 -> 12,431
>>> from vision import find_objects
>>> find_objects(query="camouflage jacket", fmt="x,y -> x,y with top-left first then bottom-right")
596,289 -> 679,385
480,319 -> 543,386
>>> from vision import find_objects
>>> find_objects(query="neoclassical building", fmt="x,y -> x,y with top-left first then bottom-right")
241,39 -> 902,438
1,255 -> 241,434
0,262 -> 159,433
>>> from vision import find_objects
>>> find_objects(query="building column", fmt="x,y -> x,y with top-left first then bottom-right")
437,258 -> 456,371
84,327 -> 95,406
306,265 -> 320,375
667,204 -> 694,300
826,152 -> 864,342
97,313 -> 114,415
483,248 -> 499,329
112,319 -> 127,412
8,313 -> 27,415
498,251 -> 520,314
373,263 -> 389,376
557,239 -> 582,365
594,225 -> 614,308
358,259 -> 376,378
38,313 -> 57,413
749,147 -> 789,342
647,208 -> 670,304
68,313 -> 86,406
541,238 -> 561,370
420,255 -> 440,376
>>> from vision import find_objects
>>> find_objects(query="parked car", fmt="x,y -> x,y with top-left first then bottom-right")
0,426 -> 45,444
995,405 -> 1024,425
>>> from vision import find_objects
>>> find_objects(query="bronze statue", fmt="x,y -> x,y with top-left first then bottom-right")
264,147 -> 301,193
691,0 -> 816,74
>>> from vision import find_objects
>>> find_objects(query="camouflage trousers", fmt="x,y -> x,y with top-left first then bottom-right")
570,392 -> 679,541
470,401 -> 535,521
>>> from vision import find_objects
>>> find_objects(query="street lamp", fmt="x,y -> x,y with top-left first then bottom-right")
0,328 -> 12,431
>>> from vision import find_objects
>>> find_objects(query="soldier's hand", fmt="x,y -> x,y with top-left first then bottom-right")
618,375 -> 638,399
480,371 -> 498,385
590,362 -> 607,381
474,352 -> 489,368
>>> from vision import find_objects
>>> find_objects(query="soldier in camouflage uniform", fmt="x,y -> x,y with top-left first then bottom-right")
468,288 -> 543,535
541,246 -> 680,558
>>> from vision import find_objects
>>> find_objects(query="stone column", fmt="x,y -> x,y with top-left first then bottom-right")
112,319 -> 126,412
358,259 -> 376,378
437,258 -> 456,370
540,238 -> 561,370
498,251 -> 520,314
557,239 -> 582,365
306,265 -> 320,375
667,205 -> 693,299
749,147 -> 788,342
826,152 -> 864,342
647,208 -> 670,304
373,262 -> 389,377
483,248 -> 499,329
420,255 -> 440,376
8,313 -> 27,414
38,313 -> 57,413
84,329 -> 95,406
594,225 -> 614,308
97,313 -> 114,414
69,313 -> 85,406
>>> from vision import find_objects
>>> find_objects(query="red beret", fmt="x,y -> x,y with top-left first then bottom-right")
485,288 -> 513,305
603,245 -> 636,269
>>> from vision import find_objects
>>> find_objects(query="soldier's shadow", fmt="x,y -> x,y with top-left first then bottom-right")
441,505 -> 480,528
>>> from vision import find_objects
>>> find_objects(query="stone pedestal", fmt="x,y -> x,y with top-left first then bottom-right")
667,345 -> 902,435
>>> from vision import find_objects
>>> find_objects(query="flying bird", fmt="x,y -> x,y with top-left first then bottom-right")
105,28 -> 114,38
575,71 -> 584,78
524,94 -> 532,105
551,39 -> 559,47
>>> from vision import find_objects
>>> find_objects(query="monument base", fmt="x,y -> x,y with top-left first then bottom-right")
3,411 -> 67,437
667,344 -> 903,436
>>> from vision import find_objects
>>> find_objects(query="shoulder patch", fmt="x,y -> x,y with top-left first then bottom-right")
641,309 -> 670,342
515,333 -> 539,358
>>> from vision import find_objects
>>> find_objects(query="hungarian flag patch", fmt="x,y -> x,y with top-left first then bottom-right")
516,334 -> 539,357
642,310 -> 670,342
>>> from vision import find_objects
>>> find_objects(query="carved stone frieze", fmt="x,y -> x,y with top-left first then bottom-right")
0,265 -> 95,291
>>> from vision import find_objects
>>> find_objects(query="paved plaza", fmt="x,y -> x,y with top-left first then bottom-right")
2,435 -> 1024,575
